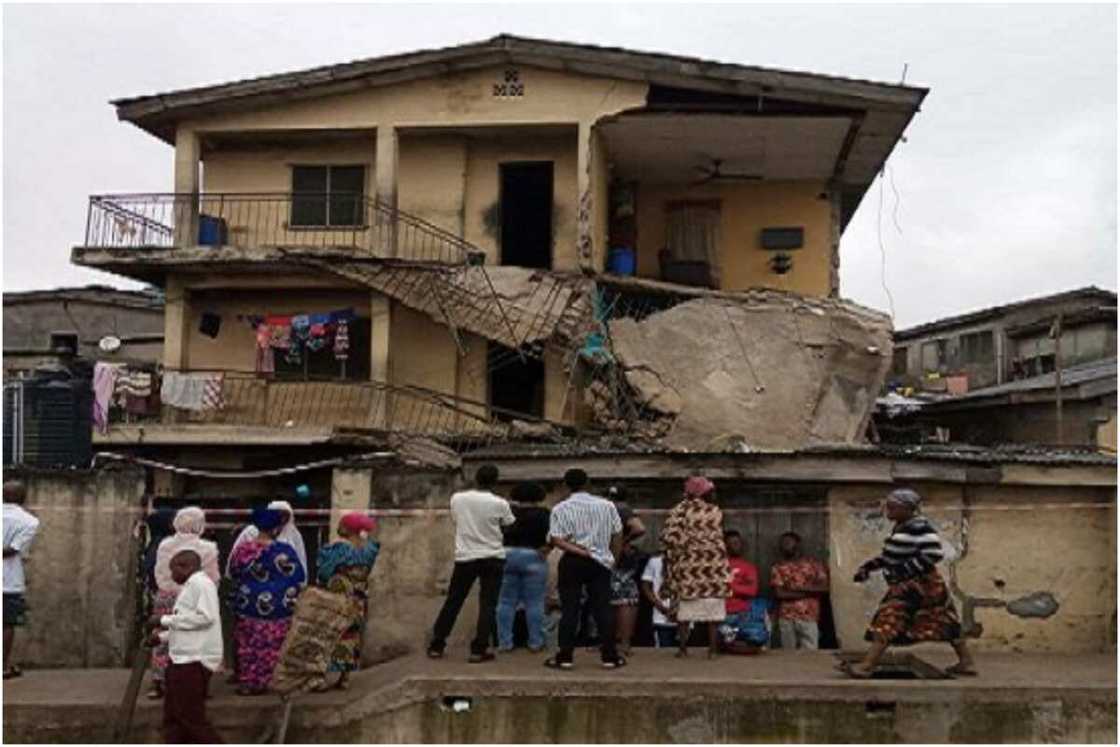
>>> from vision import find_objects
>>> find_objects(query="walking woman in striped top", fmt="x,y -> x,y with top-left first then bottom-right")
844,488 -> 977,678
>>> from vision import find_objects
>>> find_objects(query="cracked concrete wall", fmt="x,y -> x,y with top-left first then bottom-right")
607,293 -> 893,450
10,467 -> 145,668
828,483 -> 1117,653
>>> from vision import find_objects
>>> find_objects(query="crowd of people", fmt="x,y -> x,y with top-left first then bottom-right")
1,472 -> 977,742
426,468 -> 843,668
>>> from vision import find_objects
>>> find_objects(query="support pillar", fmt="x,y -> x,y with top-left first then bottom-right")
829,189 -> 842,298
375,126 -> 399,257
163,275 -> 190,371
329,467 -> 372,542
173,128 -> 201,247
370,293 -> 392,427
576,121 -> 594,272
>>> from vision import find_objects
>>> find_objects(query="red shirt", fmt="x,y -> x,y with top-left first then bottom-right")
726,557 -> 759,614
770,557 -> 829,622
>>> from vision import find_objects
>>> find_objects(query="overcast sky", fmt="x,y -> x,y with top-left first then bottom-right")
3,3 -> 1116,328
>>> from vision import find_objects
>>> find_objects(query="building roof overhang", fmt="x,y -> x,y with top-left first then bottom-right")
109,35 -> 926,230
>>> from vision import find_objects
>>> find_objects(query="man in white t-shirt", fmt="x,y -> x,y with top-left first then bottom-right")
3,480 -> 40,680
640,554 -> 680,649
428,464 -> 515,663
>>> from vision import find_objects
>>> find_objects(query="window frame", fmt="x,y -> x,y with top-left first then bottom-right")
289,164 -> 368,229
48,331 -> 79,354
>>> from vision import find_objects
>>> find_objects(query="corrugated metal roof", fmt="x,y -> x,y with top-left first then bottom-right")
939,357 -> 1116,402
463,440 -> 1117,467
894,286 -> 1116,341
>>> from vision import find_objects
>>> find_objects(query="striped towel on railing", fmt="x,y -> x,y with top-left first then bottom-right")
161,372 -> 225,412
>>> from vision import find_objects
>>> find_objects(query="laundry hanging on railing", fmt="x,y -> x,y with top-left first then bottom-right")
246,308 -> 356,372
92,362 -> 125,433
161,371 -> 225,411
115,368 -> 160,416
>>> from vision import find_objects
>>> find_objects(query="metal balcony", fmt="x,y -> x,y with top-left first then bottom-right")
85,193 -> 483,265
105,370 -> 564,449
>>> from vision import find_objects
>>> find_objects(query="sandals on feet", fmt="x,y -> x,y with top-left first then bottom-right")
838,661 -> 873,679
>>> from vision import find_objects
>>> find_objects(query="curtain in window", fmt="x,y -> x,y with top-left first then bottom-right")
665,202 -> 720,267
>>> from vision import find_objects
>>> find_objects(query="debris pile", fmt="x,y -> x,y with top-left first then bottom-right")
299,256 -> 894,453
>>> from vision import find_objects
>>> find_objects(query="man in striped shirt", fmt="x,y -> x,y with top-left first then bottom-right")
544,469 -> 625,670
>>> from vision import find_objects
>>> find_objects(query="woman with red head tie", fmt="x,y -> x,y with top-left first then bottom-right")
313,512 -> 380,691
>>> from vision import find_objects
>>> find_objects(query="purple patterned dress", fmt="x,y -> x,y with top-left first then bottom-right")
228,539 -> 306,692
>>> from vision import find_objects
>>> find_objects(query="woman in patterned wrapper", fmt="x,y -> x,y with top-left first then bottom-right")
843,488 -> 977,679
660,476 -> 730,659
311,512 -> 380,692
227,507 -> 306,695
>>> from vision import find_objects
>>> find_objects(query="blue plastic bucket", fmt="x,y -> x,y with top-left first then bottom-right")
607,247 -> 636,276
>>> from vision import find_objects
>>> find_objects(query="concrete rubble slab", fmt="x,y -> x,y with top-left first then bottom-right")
607,291 -> 893,451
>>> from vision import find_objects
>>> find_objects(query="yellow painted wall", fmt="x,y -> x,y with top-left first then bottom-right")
183,288 -> 373,371
829,483 -> 1117,653
198,125 -> 580,271
389,304 -> 459,396
397,133 -> 468,237
461,130 -> 579,269
182,66 -> 647,134
203,140 -> 374,193
633,180 -> 833,295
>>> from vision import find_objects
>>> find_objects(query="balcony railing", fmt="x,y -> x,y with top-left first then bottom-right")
85,193 -> 484,265
107,370 -> 565,448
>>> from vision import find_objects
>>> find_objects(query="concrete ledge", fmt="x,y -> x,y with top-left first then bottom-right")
93,424 -> 338,446
4,651 -> 1115,743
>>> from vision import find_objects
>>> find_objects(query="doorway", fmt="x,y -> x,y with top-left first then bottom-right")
500,162 -> 553,269
488,342 -> 545,420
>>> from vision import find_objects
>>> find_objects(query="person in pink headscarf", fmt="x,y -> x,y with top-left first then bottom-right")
660,476 -> 730,658
148,506 -> 220,699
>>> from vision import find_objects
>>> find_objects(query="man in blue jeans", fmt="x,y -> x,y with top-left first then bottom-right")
496,482 -> 551,652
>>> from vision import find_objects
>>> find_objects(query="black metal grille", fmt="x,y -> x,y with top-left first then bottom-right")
110,370 -> 572,450
84,193 -> 483,265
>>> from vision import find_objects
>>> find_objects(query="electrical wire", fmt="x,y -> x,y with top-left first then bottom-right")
90,450 -> 396,478
876,170 -> 897,321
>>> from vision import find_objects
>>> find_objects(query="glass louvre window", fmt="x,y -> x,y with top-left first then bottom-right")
291,166 -> 365,227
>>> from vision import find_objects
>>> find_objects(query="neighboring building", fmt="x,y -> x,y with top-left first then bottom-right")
71,34 -> 921,470
891,286 -> 1117,392
879,357 -> 1117,449
2,285 -> 164,378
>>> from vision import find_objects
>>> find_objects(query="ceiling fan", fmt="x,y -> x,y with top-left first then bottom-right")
691,157 -> 763,185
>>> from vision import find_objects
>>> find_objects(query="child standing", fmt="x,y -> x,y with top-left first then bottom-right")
153,549 -> 225,744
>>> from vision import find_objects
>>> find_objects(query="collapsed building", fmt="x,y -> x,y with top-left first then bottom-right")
8,35 -> 1111,681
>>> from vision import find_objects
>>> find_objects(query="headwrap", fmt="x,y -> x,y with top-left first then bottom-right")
226,500 -> 308,579
683,476 -> 715,500
886,488 -> 922,511
252,507 -> 286,531
339,512 -> 377,535
153,506 -> 220,592
172,505 -> 206,535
